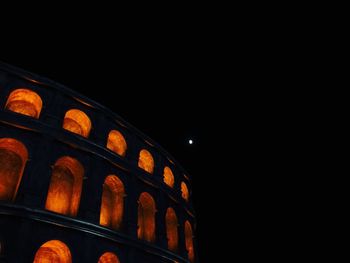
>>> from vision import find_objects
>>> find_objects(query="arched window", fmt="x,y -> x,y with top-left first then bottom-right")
63,109 -> 91,138
98,252 -> 120,263
181,182 -> 189,201
163,166 -> 174,188
33,240 -> 71,263
45,156 -> 84,217
137,192 -> 156,242
107,130 -> 127,157
100,175 -> 125,230
5,89 -> 42,118
166,207 -> 178,252
185,221 -> 194,263
0,138 -> 28,201
138,149 -> 154,174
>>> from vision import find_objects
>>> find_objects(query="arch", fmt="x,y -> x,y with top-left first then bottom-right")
33,240 -> 71,263
0,138 -> 28,201
107,130 -> 127,157
5,88 -> 42,118
163,166 -> 174,188
137,192 -> 156,242
63,109 -> 91,138
45,156 -> 84,217
98,252 -> 120,263
166,207 -> 178,252
138,149 -> 154,174
181,182 -> 189,201
185,221 -> 194,263
100,175 -> 125,230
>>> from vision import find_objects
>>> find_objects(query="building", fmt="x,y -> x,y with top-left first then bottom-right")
0,61 -> 198,263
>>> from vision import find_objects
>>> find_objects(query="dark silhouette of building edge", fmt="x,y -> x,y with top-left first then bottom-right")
0,61 -> 198,263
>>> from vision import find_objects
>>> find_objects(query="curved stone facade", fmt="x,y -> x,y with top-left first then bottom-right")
0,62 -> 197,263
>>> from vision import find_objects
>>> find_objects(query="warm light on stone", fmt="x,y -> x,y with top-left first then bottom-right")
98,252 -> 120,263
5,88 -> 42,118
138,149 -> 154,174
166,207 -> 178,252
163,166 -> 175,188
185,221 -> 195,263
45,156 -> 84,217
107,130 -> 127,157
100,175 -> 124,230
33,240 -> 72,263
181,182 -> 189,201
137,192 -> 156,243
63,109 -> 91,138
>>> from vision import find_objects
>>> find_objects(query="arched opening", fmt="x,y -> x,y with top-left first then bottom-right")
138,149 -> 154,174
163,166 -> 174,188
98,252 -> 120,263
181,182 -> 189,201
0,138 -> 28,201
5,88 -> 42,118
137,192 -> 156,242
33,240 -> 71,263
107,130 -> 127,157
63,109 -> 91,138
166,207 -> 178,252
100,175 -> 125,230
45,156 -> 84,217
185,221 -> 194,263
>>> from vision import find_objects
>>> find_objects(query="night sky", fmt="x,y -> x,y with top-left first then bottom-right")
1,50 -> 220,262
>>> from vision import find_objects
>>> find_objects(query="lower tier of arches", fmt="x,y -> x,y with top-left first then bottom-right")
0,204 -> 192,263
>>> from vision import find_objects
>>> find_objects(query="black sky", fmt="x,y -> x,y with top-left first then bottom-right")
0,9 -> 308,262
0,11 -> 289,262
1,49 -> 220,262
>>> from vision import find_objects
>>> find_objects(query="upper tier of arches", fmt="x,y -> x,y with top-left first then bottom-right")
1,85 -> 191,202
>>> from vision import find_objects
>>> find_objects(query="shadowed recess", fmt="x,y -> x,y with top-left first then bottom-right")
0,138 -> 28,201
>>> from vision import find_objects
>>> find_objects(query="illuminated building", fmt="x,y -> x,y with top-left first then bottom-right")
0,61 -> 198,262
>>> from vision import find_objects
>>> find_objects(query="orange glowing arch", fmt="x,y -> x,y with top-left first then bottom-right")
63,109 -> 91,138
98,252 -> 120,263
33,240 -> 71,263
185,221 -> 194,263
166,207 -> 178,252
137,192 -> 156,242
138,149 -> 154,174
181,182 -> 189,201
45,156 -> 84,217
5,88 -> 42,118
0,138 -> 28,201
107,130 -> 127,157
163,166 -> 174,188
100,175 -> 125,230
